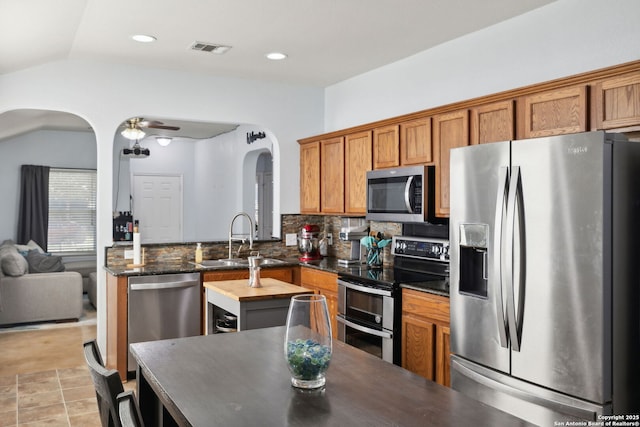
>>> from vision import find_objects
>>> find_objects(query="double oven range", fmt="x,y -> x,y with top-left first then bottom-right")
336,231 -> 449,365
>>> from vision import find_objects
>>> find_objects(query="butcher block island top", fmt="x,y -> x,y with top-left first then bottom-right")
203,278 -> 312,301
204,278 -> 314,333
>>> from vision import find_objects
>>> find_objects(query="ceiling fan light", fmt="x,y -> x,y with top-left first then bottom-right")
156,137 -> 172,146
121,127 -> 146,140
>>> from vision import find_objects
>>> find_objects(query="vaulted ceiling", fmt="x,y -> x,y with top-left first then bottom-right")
0,0 -> 555,140
1,0 -> 555,86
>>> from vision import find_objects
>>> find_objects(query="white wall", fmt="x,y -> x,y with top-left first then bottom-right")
0,59 -> 324,355
121,136 -> 197,241
325,0 -> 640,131
0,129 -> 96,242
193,124 -> 276,241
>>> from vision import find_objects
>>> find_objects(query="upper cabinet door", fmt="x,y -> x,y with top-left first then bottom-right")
321,136 -> 345,213
373,125 -> 400,169
433,110 -> 469,218
401,118 -> 432,165
471,100 -> 515,145
299,141 -> 321,213
345,131 -> 372,214
594,72 -> 640,130
521,86 -> 588,138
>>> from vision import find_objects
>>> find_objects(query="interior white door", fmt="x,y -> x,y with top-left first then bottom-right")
132,174 -> 183,243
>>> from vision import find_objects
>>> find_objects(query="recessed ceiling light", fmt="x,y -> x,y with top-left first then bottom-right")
266,52 -> 287,61
131,34 -> 157,43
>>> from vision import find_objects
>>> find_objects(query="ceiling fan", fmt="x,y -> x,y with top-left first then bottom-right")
121,117 -> 181,140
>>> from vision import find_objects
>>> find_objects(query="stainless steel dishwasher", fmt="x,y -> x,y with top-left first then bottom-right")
128,272 -> 201,372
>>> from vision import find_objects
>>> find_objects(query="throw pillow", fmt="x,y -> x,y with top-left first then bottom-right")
26,249 -> 65,274
15,240 -> 46,256
0,242 -> 29,277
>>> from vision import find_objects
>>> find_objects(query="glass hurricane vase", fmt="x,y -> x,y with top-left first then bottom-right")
284,294 -> 333,389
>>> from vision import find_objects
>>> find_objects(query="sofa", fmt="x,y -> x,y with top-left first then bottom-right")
63,259 -> 97,294
0,239 -> 83,326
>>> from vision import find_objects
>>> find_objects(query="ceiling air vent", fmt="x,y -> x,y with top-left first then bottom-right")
191,42 -> 231,54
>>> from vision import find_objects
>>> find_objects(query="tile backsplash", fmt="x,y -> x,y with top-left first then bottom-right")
105,214 -> 402,268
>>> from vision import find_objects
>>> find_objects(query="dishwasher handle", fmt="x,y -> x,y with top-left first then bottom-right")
129,281 -> 198,291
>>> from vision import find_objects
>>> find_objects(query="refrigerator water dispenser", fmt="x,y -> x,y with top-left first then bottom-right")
458,224 -> 489,298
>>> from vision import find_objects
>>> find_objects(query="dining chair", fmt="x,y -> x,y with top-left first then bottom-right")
117,390 -> 145,427
83,339 -> 125,427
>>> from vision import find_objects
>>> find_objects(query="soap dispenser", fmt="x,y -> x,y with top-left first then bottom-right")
195,243 -> 203,264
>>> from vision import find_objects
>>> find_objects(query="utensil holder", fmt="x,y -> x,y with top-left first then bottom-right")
366,247 -> 383,267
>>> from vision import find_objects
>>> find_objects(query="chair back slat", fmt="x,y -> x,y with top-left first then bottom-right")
117,390 -> 145,427
84,339 -> 125,427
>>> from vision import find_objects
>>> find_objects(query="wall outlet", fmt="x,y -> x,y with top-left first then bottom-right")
124,249 -> 134,259
285,233 -> 298,246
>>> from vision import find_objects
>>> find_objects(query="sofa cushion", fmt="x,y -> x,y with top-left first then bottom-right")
15,240 -> 46,256
63,260 -> 95,278
26,249 -> 65,274
0,240 -> 28,277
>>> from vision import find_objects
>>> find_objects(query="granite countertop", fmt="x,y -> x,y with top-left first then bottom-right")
105,256 -> 449,297
104,258 -> 302,277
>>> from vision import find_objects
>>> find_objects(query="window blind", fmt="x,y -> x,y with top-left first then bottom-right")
47,168 -> 97,253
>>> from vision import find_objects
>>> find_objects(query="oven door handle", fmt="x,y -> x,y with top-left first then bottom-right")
336,315 -> 393,339
337,279 -> 393,297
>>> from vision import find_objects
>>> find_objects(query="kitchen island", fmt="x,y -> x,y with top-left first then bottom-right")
131,326 -> 534,427
204,278 -> 312,333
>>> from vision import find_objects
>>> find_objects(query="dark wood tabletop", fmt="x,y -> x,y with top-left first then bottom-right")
131,327 -> 534,427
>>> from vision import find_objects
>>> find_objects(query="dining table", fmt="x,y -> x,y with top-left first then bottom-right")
130,326 -> 534,427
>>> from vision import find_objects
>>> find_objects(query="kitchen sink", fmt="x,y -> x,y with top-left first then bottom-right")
195,257 -> 286,269
259,258 -> 286,265
198,258 -> 248,268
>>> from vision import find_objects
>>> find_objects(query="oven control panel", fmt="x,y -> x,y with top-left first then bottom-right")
392,236 -> 449,262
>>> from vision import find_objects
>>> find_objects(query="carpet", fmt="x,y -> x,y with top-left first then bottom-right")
0,295 -> 96,334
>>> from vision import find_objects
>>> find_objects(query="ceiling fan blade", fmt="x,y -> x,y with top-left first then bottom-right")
147,124 -> 180,131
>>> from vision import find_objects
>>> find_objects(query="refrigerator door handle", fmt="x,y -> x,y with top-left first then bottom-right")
452,357 -> 600,421
493,166 -> 509,348
505,166 -> 523,352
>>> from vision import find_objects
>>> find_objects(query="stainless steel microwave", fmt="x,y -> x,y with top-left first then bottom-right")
366,165 -> 432,222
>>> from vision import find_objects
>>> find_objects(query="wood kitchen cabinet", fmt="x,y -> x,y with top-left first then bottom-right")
299,61 -> 640,218
373,124 -> 400,169
345,131 -> 372,214
321,137 -> 345,213
433,110 -> 469,217
400,117 -> 432,165
471,100 -> 515,145
299,141 -> 321,213
401,288 -> 451,387
300,267 -> 338,339
594,71 -> 640,131
106,272 -> 128,381
520,86 -> 588,138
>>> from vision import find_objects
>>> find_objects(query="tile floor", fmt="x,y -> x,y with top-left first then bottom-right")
0,365 -> 101,426
0,321 -> 133,426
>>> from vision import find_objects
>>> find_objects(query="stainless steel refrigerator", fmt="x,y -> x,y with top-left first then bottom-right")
449,131 -> 640,426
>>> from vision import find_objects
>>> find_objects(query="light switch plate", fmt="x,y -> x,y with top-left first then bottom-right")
285,233 -> 297,246
124,249 -> 134,259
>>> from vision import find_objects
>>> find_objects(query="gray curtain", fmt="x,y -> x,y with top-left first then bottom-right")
17,165 -> 50,250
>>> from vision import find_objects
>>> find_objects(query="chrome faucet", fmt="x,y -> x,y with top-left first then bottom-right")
228,212 -> 254,259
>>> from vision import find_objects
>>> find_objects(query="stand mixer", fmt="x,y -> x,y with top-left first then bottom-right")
298,224 -> 322,261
